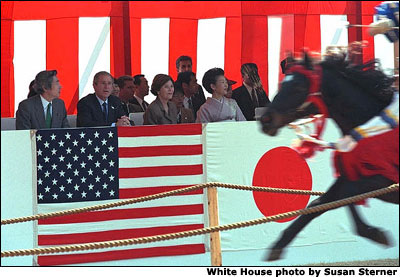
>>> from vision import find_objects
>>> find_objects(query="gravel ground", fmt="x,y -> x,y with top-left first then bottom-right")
303,258 -> 399,266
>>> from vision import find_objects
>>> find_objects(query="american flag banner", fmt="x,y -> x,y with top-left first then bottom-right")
35,124 -> 206,266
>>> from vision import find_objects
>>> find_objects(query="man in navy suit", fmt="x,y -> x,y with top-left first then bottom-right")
232,63 -> 270,121
16,70 -> 70,130
77,71 -> 131,127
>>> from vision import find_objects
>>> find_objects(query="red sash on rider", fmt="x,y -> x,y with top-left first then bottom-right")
334,127 -> 399,183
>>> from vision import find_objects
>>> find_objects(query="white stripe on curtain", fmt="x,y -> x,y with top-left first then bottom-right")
320,15 -> 349,55
268,16 -> 282,101
14,20 -> 46,116
141,18 -> 170,104
197,17 -> 226,88
79,17 -> 111,99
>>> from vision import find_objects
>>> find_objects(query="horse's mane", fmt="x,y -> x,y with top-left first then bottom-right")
319,53 -> 395,105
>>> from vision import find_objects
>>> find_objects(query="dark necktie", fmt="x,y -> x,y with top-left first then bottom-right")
251,89 -> 259,108
188,98 -> 193,110
142,101 -> 147,111
102,102 -> 108,121
45,103 -> 52,128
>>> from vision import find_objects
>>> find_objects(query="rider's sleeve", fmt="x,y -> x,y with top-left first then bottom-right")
373,1 -> 399,42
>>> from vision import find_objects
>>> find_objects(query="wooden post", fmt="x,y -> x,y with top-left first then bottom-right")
207,186 -> 222,266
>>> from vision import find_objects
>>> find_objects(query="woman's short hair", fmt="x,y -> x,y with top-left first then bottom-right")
150,74 -> 173,96
33,70 -> 57,94
202,68 -> 224,94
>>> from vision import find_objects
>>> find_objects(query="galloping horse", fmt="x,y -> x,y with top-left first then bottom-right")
260,51 -> 399,261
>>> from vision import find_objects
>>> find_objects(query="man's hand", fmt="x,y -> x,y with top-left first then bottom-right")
116,115 -> 131,126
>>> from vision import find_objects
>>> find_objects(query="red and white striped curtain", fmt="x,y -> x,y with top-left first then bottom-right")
1,1 -> 388,117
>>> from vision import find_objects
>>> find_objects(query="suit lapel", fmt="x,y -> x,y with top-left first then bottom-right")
34,96 -> 46,129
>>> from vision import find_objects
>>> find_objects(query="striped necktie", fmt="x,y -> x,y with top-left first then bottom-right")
251,89 -> 259,108
45,103 -> 52,128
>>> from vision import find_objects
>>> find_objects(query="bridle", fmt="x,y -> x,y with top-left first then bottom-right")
285,64 -> 331,158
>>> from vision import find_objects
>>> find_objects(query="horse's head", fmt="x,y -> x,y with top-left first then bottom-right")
261,53 -> 321,136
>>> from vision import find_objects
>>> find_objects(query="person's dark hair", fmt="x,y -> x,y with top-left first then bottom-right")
240,63 -> 258,76
150,74 -> 174,96
173,82 -> 184,96
116,75 -> 133,89
133,74 -> 145,86
202,67 -> 225,94
176,71 -> 195,86
27,80 -> 37,98
175,55 -> 192,70
93,71 -> 113,85
33,70 -> 57,94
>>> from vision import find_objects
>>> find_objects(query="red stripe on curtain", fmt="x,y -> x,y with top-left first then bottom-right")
361,15 -> 375,64
224,17 -> 242,91
130,18 -> 142,76
46,18 -> 79,115
294,15 -> 321,54
169,18 -> 198,81
241,16 -> 269,97
11,1 -> 115,20
130,1 -> 240,19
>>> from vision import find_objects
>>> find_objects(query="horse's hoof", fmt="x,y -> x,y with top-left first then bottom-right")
357,227 -> 393,247
263,248 -> 284,261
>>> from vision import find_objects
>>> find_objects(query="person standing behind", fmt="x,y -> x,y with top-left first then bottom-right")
176,55 -> 206,118
196,68 -> 246,123
16,70 -> 69,130
171,82 -> 195,124
128,74 -> 150,113
232,63 -> 270,121
143,74 -> 178,125
115,75 -> 135,114
77,71 -> 130,127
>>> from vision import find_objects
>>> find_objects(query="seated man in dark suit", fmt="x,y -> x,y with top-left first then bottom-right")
77,71 -> 131,127
175,55 -> 206,119
128,74 -> 150,113
176,71 -> 200,119
16,70 -> 70,130
232,63 -> 270,121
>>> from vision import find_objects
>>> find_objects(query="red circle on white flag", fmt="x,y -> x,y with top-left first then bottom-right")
252,146 -> 312,223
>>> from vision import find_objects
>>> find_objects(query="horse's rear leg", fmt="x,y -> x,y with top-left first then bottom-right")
349,204 -> 393,247
348,175 -> 395,247
265,175 -> 394,261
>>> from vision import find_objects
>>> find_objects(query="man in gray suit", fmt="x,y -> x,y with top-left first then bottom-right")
16,70 -> 70,130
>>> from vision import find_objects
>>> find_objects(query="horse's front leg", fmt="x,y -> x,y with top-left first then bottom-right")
265,179 -> 344,261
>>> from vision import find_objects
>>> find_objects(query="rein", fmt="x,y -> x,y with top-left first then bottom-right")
286,64 -> 330,158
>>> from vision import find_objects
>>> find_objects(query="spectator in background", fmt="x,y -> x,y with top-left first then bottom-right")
128,74 -> 150,113
232,63 -> 270,121
176,71 -> 199,118
16,70 -> 69,130
77,71 -> 130,127
27,80 -> 38,98
115,75 -> 135,114
175,55 -> 206,118
225,78 -> 237,98
143,74 -> 177,125
111,77 -> 120,98
171,82 -> 195,124
196,68 -> 246,123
